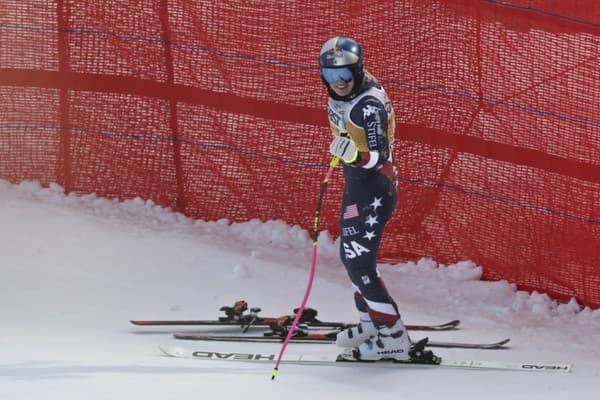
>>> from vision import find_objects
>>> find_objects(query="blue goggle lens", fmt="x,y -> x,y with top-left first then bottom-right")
321,67 -> 353,84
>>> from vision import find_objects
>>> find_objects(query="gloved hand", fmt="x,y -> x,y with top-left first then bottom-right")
329,135 -> 358,163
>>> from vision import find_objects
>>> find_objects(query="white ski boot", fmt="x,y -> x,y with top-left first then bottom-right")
350,319 -> 412,361
335,312 -> 377,348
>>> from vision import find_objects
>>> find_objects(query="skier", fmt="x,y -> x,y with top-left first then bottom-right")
319,36 -> 433,362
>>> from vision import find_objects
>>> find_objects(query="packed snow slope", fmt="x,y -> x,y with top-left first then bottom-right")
1,180 -> 599,400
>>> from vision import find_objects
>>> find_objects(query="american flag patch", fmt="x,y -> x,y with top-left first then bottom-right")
343,204 -> 359,220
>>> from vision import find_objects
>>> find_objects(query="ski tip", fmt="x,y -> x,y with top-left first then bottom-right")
159,344 -> 187,358
438,320 -> 461,330
158,344 -> 170,356
131,320 -> 162,326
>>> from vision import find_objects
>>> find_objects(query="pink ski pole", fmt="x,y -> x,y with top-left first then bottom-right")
271,156 -> 340,380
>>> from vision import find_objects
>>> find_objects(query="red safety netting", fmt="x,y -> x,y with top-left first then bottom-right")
1,0 -> 599,306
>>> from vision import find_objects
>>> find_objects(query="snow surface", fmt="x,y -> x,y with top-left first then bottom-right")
1,179 -> 599,399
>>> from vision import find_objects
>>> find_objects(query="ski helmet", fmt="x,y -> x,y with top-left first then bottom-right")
319,36 -> 364,99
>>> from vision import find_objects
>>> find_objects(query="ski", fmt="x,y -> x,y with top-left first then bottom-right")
131,318 -> 459,331
131,300 -> 460,331
131,318 -> 460,331
158,344 -> 572,373
172,332 -> 511,350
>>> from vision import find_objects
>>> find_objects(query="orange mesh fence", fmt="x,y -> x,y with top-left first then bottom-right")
1,1 -> 599,306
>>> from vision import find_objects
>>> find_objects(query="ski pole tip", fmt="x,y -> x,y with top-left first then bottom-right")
271,368 -> 279,380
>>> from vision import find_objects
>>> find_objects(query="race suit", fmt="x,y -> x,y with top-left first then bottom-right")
327,73 -> 400,327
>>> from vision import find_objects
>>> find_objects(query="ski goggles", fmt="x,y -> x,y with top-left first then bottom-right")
321,67 -> 353,84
